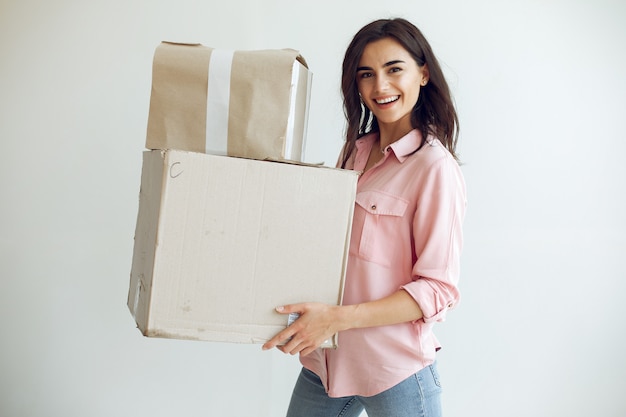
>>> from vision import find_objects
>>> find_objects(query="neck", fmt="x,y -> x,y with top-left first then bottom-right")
378,120 -> 413,151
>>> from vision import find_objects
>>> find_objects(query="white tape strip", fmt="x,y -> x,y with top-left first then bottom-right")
284,61 -> 298,160
205,49 -> 234,155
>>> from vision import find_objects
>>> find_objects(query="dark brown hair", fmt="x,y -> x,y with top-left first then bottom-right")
340,18 -> 459,167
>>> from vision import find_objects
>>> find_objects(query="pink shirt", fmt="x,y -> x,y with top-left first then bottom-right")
300,129 -> 467,397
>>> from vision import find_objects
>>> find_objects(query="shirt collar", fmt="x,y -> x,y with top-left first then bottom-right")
387,129 -> 424,162
356,129 -> 424,165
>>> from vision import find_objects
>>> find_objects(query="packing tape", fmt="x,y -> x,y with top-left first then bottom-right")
205,49 -> 234,155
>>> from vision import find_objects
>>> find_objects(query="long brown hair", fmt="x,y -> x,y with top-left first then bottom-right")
340,18 -> 459,168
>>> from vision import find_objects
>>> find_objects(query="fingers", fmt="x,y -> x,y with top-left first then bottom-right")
277,335 -> 313,356
273,322 -> 325,356
261,305 -> 301,351
285,340 -> 319,357
275,304 -> 303,315
262,302 -> 325,354
262,326 -> 295,351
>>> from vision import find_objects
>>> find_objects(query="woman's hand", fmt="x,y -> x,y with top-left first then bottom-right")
262,302 -> 343,356
261,290 -> 424,356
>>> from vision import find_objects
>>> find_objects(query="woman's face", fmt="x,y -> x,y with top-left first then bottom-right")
356,37 -> 428,131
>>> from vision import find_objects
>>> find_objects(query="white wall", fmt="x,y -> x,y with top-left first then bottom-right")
1,0 -> 625,416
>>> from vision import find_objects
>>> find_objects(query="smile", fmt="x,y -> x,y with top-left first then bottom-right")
375,96 -> 399,104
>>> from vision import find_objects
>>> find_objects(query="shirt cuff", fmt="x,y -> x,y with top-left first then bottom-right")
401,277 -> 459,323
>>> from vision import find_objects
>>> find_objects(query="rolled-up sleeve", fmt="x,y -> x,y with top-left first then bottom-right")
401,156 -> 467,323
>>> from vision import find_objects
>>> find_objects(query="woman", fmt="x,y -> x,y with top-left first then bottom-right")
263,18 -> 466,417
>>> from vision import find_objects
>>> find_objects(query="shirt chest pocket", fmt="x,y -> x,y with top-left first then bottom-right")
353,190 -> 409,267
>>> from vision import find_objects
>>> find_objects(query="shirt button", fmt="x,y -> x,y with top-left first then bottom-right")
371,204 -> 377,210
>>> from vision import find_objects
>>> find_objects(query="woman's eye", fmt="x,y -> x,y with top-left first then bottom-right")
389,67 -> 402,73
359,72 -> 373,79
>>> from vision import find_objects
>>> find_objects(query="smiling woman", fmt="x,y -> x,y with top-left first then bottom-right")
356,38 -> 428,145
339,18 -> 459,171
262,17 -> 467,417
356,37 -> 429,171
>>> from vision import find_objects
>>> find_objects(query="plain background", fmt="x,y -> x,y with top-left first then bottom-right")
1,0 -> 625,416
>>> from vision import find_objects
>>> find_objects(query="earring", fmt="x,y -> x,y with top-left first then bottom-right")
421,80 -> 428,86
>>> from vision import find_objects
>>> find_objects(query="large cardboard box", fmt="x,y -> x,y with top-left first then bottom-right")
146,42 -> 312,162
128,150 -> 358,347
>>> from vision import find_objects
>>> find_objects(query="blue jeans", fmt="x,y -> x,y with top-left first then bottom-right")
285,363 -> 443,417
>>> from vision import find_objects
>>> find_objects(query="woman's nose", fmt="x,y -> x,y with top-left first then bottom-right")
374,74 -> 389,92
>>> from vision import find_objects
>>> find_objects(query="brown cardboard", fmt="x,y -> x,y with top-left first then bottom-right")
128,150 -> 358,347
145,42 -> 312,162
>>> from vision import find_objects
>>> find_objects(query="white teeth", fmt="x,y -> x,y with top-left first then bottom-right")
376,96 -> 399,104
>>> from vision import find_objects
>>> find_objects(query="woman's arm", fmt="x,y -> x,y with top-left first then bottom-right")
261,289 -> 423,356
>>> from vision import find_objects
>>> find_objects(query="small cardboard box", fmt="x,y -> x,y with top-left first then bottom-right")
128,150 -> 358,347
146,42 -> 312,162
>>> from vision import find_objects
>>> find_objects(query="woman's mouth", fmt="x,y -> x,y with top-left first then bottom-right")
375,95 -> 399,105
